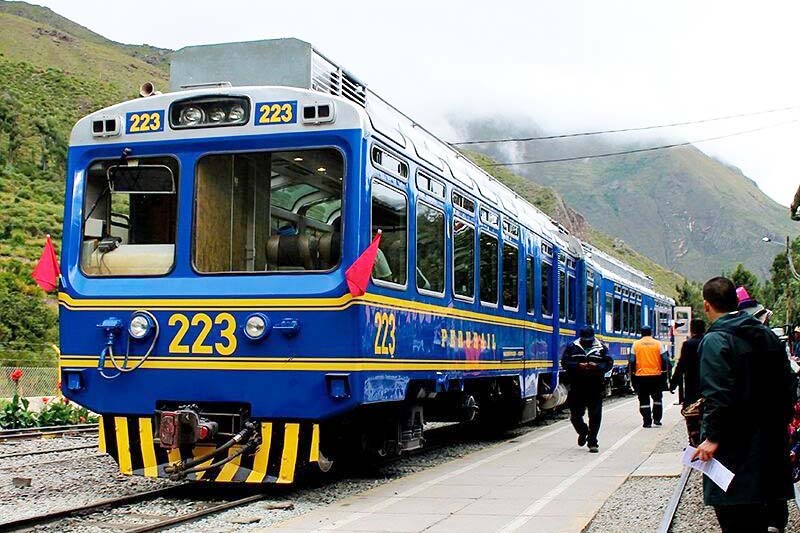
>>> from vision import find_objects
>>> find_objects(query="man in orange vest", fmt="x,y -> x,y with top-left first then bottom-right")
630,325 -> 670,427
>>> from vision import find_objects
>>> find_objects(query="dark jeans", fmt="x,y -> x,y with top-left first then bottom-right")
635,375 -> 663,425
567,385 -> 603,447
714,504 -> 769,532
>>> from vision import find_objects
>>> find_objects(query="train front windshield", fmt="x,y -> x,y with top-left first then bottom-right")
80,148 -> 344,276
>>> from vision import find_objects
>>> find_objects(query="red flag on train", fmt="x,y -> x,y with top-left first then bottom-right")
32,234 -> 60,292
345,230 -> 382,297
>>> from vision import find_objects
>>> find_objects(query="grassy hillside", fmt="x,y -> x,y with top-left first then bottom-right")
0,5 -> 169,98
457,118 -> 794,280
0,1 -> 171,72
466,152 -> 684,297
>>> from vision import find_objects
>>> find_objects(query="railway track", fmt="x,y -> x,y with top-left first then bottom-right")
656,466 -> 692,533
0,443 -> 96,460
0,451 -> 104,472
0,423 -> 99,441
0,484 -> 270,532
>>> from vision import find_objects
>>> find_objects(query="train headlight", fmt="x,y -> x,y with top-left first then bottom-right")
129,313 -> 153,340
170,97 -> 249,129
178,106 -> 204,126
244,313 -> 271,341
208,107 -> 226,123
228,104 -> 246,122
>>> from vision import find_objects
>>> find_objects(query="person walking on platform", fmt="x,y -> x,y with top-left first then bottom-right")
631,326 -> 669,428
670,318 -> 705,446
561,326 -> 613,453
691,277 -> 794,533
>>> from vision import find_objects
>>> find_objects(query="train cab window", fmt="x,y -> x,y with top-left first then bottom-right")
613,296 -> 622,333
371,181 -> 408,286
479,232 -> 499,306
605,293 -> 614,333
541,260 -> 552,316
526,256 -> 534,315
567,274 -> 576,322
193,149 -> 343,273
416,202 -> 445,294
502,243 -> 519,309
81,156 -> 179,276
453,218 -> 475,299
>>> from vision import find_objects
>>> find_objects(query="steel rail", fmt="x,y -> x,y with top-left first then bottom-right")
0,485 -> 184,532
657,466 -> 692,533
0,423 -> 99,441
124,494 -> 266,533
0,452 -> 104,472
0,443 -> 96,459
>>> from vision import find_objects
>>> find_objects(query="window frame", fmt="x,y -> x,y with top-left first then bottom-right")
526,255 -> 535,316
80,155 -> 181,279
415,200 -> 446,298
501,240 -> 520,311
567,272 -> 576,323
541,258 -> 553,318
479,230 -> 500,308
370,177 -> 409,290
451,216 -> 476,303
371,143 -> 409,181
190,146 -> 346,276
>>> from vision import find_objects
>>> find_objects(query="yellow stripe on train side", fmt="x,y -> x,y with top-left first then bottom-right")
58,292 -> 554,333
59,356 -> 551,372
310,424 -> 320,463
216,447 -> 243,482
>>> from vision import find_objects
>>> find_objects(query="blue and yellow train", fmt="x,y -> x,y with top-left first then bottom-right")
58,38 -> 674,484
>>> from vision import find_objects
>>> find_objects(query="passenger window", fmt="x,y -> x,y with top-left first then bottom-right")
526,256 -> 534,314
416,202 -> 445,294
453,218 -> 475,299
479,232 -> 498,305
567,274 -> 576,322
605,294 -> 614,333
635,302 -> 642,334
558,271 -> 567,320
502,243 -> 519,309
193,149 -> 343,273
541,261 -> 552,316
371,181 -> 408,286
586,283 -> 594,325
613,296 -> 622,333
81,156 -> 179,277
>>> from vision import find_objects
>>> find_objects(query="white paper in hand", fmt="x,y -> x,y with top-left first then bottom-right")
681,445 -> 735,492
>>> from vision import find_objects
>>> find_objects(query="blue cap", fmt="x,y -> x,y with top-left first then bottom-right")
579,326 -> 595,341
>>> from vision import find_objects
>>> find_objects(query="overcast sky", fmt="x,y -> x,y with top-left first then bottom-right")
30,0 -> 800,206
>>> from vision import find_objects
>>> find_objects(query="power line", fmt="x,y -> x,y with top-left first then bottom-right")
451,104 -> 800,146
485,119 -> 799,166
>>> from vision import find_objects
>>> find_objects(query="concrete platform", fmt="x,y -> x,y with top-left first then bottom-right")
259,393 -> 682,533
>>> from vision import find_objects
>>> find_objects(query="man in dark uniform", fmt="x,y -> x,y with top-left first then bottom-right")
671,318 -> 705,445
562,326 -> 613,453
691,277 -> 794,533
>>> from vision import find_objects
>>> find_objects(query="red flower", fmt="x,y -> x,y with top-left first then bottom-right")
62,397 -> 70,405
42,397 -> 49,404
79,416 -> 86,423
9,369 -> 23,382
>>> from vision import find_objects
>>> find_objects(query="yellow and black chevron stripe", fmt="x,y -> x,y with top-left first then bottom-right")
98,416 -> 320,484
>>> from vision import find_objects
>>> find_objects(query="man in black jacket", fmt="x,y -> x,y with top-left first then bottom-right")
562,326 -> 613,453
691,277 -> 794,533
671,318 -> 705,445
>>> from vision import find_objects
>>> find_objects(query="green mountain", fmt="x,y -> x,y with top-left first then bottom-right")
456,118 -> 795,280
0,1 -> 688,363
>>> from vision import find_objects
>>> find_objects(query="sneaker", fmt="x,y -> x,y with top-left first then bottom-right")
588,445 -> 599,453
578,433 -> 587,447
643,423 -> 652,428
654,421 -> 662,427
767,528 -> 781,533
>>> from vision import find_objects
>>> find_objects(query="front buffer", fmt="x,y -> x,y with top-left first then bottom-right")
98,414 -> 321,484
